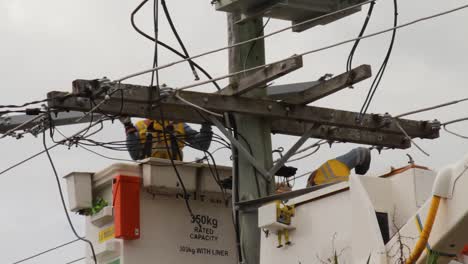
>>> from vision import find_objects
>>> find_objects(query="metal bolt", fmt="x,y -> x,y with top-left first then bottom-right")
267,105 -> 273,111
431,119 -> 441,131
76,97 -> 88,106
377,135 -> 383,141
377,147 -> 383,154
203,97 -> 209,103
382,112 -> 392,127
285,106 -> 290,112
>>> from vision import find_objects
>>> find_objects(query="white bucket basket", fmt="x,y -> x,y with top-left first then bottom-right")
63,172 -> 93,212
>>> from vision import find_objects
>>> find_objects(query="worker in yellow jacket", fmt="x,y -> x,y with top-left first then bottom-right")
120,117 -> 212,161
307,147 -> 371,186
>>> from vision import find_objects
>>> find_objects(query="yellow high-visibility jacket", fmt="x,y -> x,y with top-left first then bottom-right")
135,120 -> 185,160
308,159 -> 351,186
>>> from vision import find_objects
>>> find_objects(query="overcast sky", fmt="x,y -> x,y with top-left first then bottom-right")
1,0 -> 468,263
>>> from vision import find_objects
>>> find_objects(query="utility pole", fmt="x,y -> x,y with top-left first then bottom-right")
227,13 -> 273,264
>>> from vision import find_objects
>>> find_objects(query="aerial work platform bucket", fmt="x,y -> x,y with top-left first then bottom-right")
64,158 -> 236,264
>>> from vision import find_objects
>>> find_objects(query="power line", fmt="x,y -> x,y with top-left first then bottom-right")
11,239 -> 79,264
0,118 -> 107,177
174,91 -> 223,117
395,97 -> 468,118
359,0 -> 398,116
42,130 -> 97,264
149,0 -> 197,221
130,0 -> 220,90
161,0 -> 199,80
116,0 -> 375,82
347,1 -> 375,72
443,117 -> 468,139
0,145 -> 58,176
170,4 -> 468,93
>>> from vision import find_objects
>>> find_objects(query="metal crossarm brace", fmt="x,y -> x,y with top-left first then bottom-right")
210,116 -> 317,181
236,182 -> 338,212
217,55 -> 303,96
267,126 -> 316,178
281,64 -> 372,104
208,116 -> 271,180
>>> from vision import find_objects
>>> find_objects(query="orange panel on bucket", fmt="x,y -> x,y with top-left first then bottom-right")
113,175 -> 141,240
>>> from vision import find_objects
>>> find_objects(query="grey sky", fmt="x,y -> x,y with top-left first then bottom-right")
1,0 -> 467,263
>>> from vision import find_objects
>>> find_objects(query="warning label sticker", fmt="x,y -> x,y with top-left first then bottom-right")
179,245 -> 229,257
99,225 -> 115,243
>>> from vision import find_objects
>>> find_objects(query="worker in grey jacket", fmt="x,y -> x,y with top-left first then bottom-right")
307,147 -> 371,186
120,117 -> 212,161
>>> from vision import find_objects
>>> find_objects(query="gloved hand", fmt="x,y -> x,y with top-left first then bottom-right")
119,116 -> 132,126
200,122 -> 212,132
275,166 -> 298,177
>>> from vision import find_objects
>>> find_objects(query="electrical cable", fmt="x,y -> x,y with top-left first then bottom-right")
273,139 -> 326,164
443,117 -> 468,139
347,1 -> 375,72
117,2 -> 468,91
444,126 -> 468,139
443,117 -> 468,126
226,113 -> 243,264
359,0 -> 398,116
0,117 -> 106,177
78,143 -> 141,163
149,0 -> 196,220
42,130 -> 97,264
131,0 -> 220,91
395,97 -> 468,118
285,144 -> 322,163
160,0 -> 199,80
0,98 -> 49,109
0,145 -> 58,176
79,141 -> 209,165
290,170 -> 315,181
202,150 -> 227,199
211,146 -> 231,155
79,3 -> 468,120
11,239 -> 80,264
